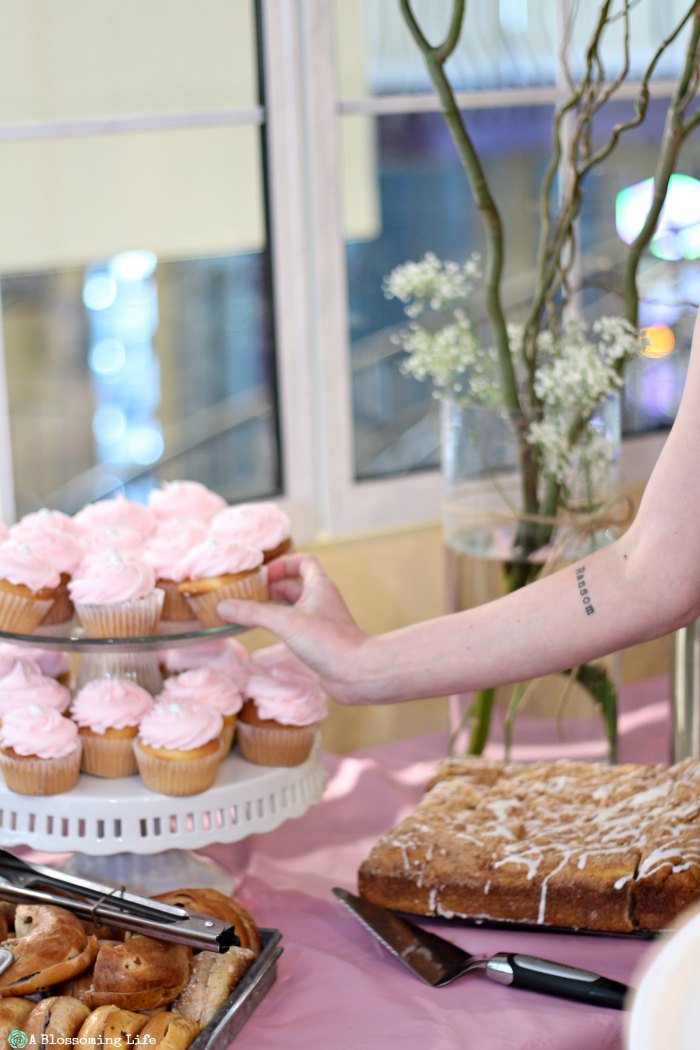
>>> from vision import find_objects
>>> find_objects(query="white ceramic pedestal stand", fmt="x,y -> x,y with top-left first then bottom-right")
0,623 -> 327,895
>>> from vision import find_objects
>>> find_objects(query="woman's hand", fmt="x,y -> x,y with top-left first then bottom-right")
217,554 -> 369,704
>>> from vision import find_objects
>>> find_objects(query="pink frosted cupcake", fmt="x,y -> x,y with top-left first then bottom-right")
143,518 -> 209,621
79,525 -> 144,561
0,704 -> 81,795
172,539 -> 268,628
0,642 -> 71,686
0,521 -> 8,542
147,480 -> 227,524
0,662 -> 71,718
238,668 -> 327,767
17,508 -> 82,538
73,494 -> 157,538
160,668 -> 243,755
161,637 -> 249,689
71,678 -> 154,777
68,550 -> 164,638
134,699 -> 223,796
10,521 -> 84,625
210,502 -> 292,563
0,543 -> 61,633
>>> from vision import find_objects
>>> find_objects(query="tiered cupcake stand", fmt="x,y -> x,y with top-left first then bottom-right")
0,622 -> 327,893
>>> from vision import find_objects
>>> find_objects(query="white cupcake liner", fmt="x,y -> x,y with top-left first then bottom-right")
0,590 -> 55,634
133,741 -> 221,796
0,744 -> 82,795
182,568 -> 268,628
236,720 -> 317,767
80,732 -> 139,777
74,588 -> 165,638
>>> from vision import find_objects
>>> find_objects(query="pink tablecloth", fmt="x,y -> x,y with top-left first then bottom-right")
201,677 -> 672,1050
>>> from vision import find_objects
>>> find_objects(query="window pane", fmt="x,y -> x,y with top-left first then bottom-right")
336,0 -> 696,98
343,106 -> 555,481
0,0 -> 258,122
4,250 -> 279,516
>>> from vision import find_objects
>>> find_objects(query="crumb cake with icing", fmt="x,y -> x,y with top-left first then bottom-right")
357,757 -> 700,933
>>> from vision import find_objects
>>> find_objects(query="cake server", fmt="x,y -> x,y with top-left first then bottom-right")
333,887 -> 630,1009
0,849 -> 239,952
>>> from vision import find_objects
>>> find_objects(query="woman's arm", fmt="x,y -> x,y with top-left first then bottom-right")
219,309 -> 700,705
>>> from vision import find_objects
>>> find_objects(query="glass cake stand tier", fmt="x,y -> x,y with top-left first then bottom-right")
0,738 -> 326,856
0,619 -> 245,653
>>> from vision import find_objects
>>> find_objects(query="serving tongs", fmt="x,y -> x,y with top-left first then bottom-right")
0,850 -> 239,953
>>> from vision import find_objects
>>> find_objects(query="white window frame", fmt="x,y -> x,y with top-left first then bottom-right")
0,0 -> 676,538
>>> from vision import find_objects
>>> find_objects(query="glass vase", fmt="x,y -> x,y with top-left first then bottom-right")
441,397 -> 624,762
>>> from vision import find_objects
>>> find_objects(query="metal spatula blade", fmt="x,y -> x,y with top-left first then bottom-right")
333,887 -> 630,1009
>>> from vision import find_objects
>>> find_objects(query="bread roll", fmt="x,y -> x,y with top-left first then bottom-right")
138,1011 -> 201,1049
24,996 -> 91,1043
0,905 -> 97,995
84,935 -> 191,1011
172,947 -> 256,1027
0,997 -> 34,1044
153,888 -> 261,955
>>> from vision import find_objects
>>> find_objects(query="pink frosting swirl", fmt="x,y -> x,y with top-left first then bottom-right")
17,508 -> 82,538
0,645 -> 41,679
162,639 -> 248,688
80,526 -> 144,559
71,678 -> 154,733
0,521 -> 8,542
143,518 -> 210,578
0,542 -> 61,592
170,539 -> 263,582
68,551 -> 156,604
0,704 -> 79,758
161,668 -> 243,717
246,668 -> 327,726
210,502 -> 290,551
0,662 -> 71,714
148,481 -> 227,523
9,522 -> 84,575
9,644 -> 70,680
73,495 -> 157,538
0,664 -> 69,715
137,699 -> 223,751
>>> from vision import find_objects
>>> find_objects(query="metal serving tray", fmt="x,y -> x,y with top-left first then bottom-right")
190,928 -> 283,1049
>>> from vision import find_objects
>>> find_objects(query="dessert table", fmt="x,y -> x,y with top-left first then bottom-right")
198,676 -> 671,1050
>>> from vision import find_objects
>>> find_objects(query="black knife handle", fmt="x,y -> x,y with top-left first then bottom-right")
485,953 -> 630,1010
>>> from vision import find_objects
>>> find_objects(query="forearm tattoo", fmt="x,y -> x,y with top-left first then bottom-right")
575,565 -> 595,616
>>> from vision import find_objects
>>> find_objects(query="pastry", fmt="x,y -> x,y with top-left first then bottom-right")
68,549 -> 164,637
0,997 -> 35,1042
76,1004 -> 149,1046
153,887 -> 261,955
71,678 -> 154,777
84,934 -> 191,1011
210,501 -> 292,562
0,905 -> 97,995
143,517 -> 209,621
238,667 -> 326,767
0,705 -> 82,795
172,947 -> 256,1027
9,520 -> 84,625
172,539 -> 268,628
0,661 -> 71,718
358,756 -> 700,933
0,542 -> 60,633
147,479 -> 227,523
160,637 -> 249,690
72,494 -> 157,538
137,1011 -> 201,1049
160,668 -> 243,755
134,699 -> 223,796
23,995 -> 91,1044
